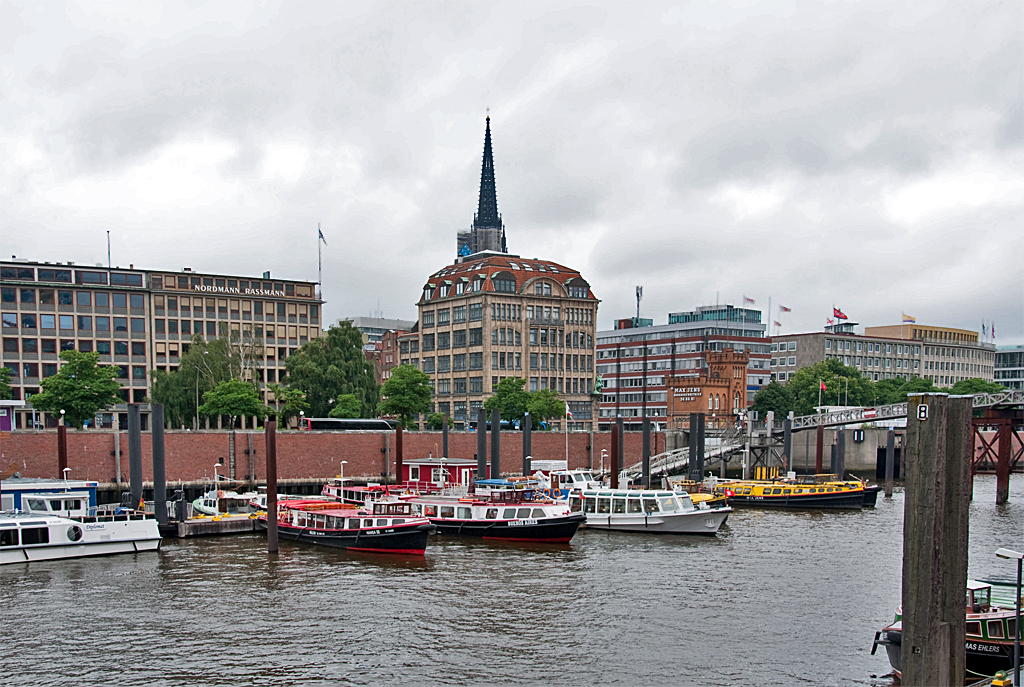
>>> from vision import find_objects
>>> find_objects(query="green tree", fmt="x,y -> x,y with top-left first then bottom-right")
377,364 -> 431,428
198,379 -> 268,427
285,323 -> 379,417
750,380 -> 795,417
484,377 -> 531,425
787,359 -> 875,415
328,394 -> 361,419
29,351 -> 121,428
949,378 -> 1004,395
425,412 -> 454,430
874,376 -> 935,405
526,388 -> 566,427
267,383 -> 309,424
0,365 -> 12,400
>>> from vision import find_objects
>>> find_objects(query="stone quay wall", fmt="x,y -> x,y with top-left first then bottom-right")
0,429 -> 665,484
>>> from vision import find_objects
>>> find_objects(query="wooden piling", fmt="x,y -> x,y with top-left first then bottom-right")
127,404 -> 142,506
57,424 -> 67,477
688,413 -> 699,481
641,417 -> 650,488
491,409 -> 500,481
265,420 -> 278,553
476,408 -> 487,479
836,430 -> 846,479
815,424 -> 824,474
884,428 -> 895,498
616,416 -> 624,487
696,413 -> 706,479
610,417 -> 620,488
523,412 -> 532,476
442,415 -> 448,458
151,403 -> 167,525
996,420 -> 1011,505
901,393 -> 971,686
783,418 -> 792,473
396,425 -> 404,485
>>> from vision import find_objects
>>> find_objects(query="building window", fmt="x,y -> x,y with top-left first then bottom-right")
454,378 -> 466,394
469,328 -> 483,347
468,303 -> 482,321
453,329 -> 466,348
438,379 -> 451,394
438,331 -> 450,349
422,334 -> 434,351
469,352 -> 483,370
453,353 -> 466,372
422,357 -> 435,373
438,309 -> 450,325
469,377 -> 483,393
452,305 -> 466,323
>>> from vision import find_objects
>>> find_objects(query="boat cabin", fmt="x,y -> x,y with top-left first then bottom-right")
1,478 -> 99,513
398,458 -> 482,492
574,490 -> 696,515
967,580 -> 992,613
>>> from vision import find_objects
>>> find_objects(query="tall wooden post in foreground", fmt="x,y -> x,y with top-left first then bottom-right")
815,424 -> 824,474
884,428 -> 895,498
609,418 -> 619,488
151,404 -> 167,525
901,394 -> 971,686
476,408 -> 487,479
522,412 -> 532,476
491,409 -> 501,481
57,424 -> 68,477
395,425 -> 404,486
265,420 -> 278,553
127,404 -> 143,506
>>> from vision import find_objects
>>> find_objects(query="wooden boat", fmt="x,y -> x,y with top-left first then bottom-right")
258,499 -> 434,555
410,481 -> 585,543
321,477 -> 417,506
872,580 -> 1022,683
570,489 -> 731,535
1,511 -> 161,565
712,474 -> 880,510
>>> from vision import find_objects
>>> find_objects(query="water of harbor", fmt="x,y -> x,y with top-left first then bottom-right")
3,474 -> 1022,687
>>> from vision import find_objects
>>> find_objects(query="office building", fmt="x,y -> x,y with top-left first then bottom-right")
1,259 -> 322,429
995,345 -> 1024,390
863,324 -> 995,386
596,304 -> 771,431
344,316 -> 417,345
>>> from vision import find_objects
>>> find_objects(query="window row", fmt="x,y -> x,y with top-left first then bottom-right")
528,376 -> 593,394
529,328 -> 593,348
154,295 -> 317,319
3,362 -> 146,380
1,267 -> 142,286
1,288 -> 144,308
2,313 -> 144,332
2,338 -> 144,356
528,353 -> 593,372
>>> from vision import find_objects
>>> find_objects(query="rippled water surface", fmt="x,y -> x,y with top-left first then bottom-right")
3,474 -> 1022,687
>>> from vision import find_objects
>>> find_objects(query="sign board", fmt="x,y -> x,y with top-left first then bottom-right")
531,460 -> 568,472
863,408 -> 877,419
916,404 -> 928,421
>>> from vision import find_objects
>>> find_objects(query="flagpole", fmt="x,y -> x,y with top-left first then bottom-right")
565,404 -> 569,464
767,296 -> 772,337
317,222 -> 322,288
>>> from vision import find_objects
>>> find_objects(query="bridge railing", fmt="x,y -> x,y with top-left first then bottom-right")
789,390 -> 1023,430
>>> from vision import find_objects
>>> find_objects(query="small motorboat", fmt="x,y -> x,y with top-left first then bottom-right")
258,499 -> 435,555
872,579 -> 1022,683
1,510 -> 161,565
411,480 -> 585,543
713,474 -> 880,510
571,489 -> 731,535
193,489 -> 257,516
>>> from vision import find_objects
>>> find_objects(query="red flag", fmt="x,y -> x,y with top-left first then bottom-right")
820,381 -> 827,391
833,307 -> 847,320
743,295 -> 755,304
773,321 -> 781,327
826,318 -> 834,325
779,305 -> 791,312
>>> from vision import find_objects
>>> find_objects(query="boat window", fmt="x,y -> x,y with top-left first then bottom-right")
0,529 -> 18,546
392,518 -> 404,525
349,518 -> 361,529
826,488 -> 834,492
516,508 -> 531,518
440,507 -> 454,518
1009,619 -> 1017,640
987,620 -> 1004,638
642,498 -> 660,513
457,507 -> 471,519
742,488 -> 751,495
597,498 -> 611,514
376,519 -> 387,526
486,508 -> 498,519
794,489 -> 802,494
677,494 -> 694,510
627,499 -> 642,513
531,508 -> 546,518
966,621 -> 982,636
425,505 -> 437,517
363,519 -> 373,527
583,499 -> 596,514
502,508 -> 517,519
659,497 -> 680,512
783,489 -> 791,495
26,498 -> 47,511
49,500 -> 63,510
771,488 -> 782,495
21,527 -> 49,545
612,498 -> 626,514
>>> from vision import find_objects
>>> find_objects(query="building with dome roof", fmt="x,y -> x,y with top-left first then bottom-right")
399,117 -> 600,429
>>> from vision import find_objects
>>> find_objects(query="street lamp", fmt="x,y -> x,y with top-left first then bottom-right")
996,547 -> 1023,687
339,460 -> 348,484
299,410 -> 304,429
59,409 -> 65,426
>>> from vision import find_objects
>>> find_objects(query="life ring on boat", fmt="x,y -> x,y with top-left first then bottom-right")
543,489 -> 551,497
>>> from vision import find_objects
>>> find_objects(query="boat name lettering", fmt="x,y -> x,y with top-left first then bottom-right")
509,519 -> 537,526
966,642 -> 1003,653
365,530 -> 380,535
84,523 -> 107,530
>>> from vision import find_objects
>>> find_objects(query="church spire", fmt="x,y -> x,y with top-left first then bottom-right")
474,115 -> 500,228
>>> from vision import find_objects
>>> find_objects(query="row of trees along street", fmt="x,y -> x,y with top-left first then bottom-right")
751,358 -> 1005,418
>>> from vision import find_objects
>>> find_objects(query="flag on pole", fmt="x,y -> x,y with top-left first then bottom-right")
902,313 -> 916,323
743,295 -> 755,304
820,381 -> 827,391
982,322 -> 987,336
992,322 -> 995,339
318,227 -> 328,245
826,318 -> 834,325
566,405 -> 574,421
779,304 -> 791,312
833,307 -> 847,320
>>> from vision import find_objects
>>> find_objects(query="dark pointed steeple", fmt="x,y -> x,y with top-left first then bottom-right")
474,116 -> 500,228
458,114 -> 507,259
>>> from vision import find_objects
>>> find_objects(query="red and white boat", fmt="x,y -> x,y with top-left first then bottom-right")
257,499 -> 435,555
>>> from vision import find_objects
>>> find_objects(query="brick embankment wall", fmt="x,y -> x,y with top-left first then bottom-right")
0,429 -> 665,483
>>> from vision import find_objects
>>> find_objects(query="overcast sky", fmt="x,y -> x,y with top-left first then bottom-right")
3,1 -> 1022,343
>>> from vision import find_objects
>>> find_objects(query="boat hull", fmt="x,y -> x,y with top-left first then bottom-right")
0,516 -> 162,565
584,508 -> 731,535
727,491 -> 865,510
874,627 -> 1017,683
430,514 -> 584,543
258,520 -> 434,555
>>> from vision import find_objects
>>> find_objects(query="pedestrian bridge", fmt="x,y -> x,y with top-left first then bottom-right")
789,390 -> 1024,430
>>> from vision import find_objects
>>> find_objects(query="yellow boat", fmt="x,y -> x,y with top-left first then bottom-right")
712,474 -> 880,510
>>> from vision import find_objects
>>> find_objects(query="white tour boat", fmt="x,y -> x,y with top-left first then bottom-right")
570,489 -> 731,535
1,510 -> 161,565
